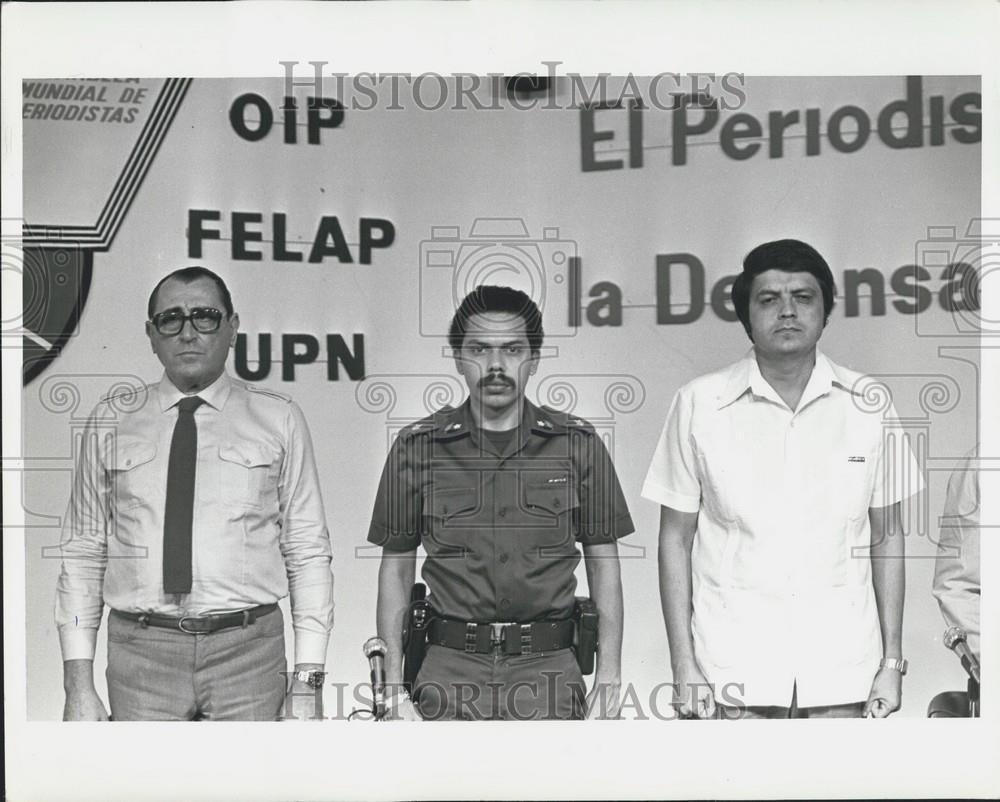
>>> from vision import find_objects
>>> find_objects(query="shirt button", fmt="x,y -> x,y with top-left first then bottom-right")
245,458 -> 252,464
499,553 -> 509,563
500,598 -> 511,609
125,459 -> 132,467
553,499 -> 561,509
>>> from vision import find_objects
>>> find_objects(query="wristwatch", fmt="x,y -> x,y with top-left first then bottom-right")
879,657 -> 908,675
292,669 -> 327,689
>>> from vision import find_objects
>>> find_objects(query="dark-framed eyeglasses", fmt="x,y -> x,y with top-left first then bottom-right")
150,307 -> 225,336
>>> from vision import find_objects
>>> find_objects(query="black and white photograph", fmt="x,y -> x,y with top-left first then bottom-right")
3,2 -> 997,800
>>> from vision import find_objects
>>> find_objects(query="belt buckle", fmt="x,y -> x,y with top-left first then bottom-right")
490,622 -> 515,653
177,616 -> 202,634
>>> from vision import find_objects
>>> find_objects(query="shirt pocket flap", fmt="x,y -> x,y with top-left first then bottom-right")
424,485 -> 479,520
522,480 -> 580,516
108,438 -> 157,471
219,442 -> 275,468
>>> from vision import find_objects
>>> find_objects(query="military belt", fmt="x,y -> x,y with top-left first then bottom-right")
427,617 -> 574,655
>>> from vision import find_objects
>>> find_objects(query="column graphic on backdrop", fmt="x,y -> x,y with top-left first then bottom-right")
851,372 -> 964,549
7,373 -> 150,560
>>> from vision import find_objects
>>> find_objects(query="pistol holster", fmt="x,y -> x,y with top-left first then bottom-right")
402,583 -> 433,694
573,596 -> 599,676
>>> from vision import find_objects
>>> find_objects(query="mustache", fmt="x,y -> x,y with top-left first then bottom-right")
478,373 -> 515,389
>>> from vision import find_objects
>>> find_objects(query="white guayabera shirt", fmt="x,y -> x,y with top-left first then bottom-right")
642,350 -> 924,707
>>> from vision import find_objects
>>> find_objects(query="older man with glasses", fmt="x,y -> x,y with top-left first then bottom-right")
56,266 -> 334,721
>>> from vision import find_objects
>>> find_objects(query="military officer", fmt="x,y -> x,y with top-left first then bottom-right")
368,285 -> 634,720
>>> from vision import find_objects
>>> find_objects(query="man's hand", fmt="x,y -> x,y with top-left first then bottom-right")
673,662 -> 716,719
864,668 -> 902,718
279,664 -> 325,721
582,541 -> 624,720
868,503 -> 904,719
375,549 -> 418,720
385,690 -> 422,721
657,507 -> 708,719
585,677 -> 622,719
62,659 -> 109,721
63,686 -> 110,721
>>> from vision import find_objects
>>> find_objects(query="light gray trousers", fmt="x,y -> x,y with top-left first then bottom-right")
106,607 -> 286,721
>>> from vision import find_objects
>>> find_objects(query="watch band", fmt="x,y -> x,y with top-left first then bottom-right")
879,657 -> 908,675
293,669 -> 327,688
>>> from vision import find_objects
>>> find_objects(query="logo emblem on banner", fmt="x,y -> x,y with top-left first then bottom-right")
16,78 -> 193,384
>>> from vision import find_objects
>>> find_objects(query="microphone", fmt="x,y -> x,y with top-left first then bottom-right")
363,636 -> 388,719
943,626 -> 981,685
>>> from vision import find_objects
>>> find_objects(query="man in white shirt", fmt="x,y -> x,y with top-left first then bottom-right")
933,449 -> 980,661
56,266 -> 334,720
643,239 -> 922,719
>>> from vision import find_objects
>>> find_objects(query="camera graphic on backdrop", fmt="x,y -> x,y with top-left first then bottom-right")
418,218 -> 579,343
913,218 -> 997,338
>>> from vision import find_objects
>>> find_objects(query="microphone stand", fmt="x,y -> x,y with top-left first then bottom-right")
364,636 -> 389,721
348,636 -> 390,721
944,627 -> 981,718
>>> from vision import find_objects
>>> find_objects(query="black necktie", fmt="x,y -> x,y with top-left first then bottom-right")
163,396 -> 205,594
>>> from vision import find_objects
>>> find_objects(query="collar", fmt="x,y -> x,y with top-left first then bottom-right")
717,349 -> 760,409
717,349 -> 840,411
800,351 -> 841,407
157,371 -> 231,413
432,397 -> 567,443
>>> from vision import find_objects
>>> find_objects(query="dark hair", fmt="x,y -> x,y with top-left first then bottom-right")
147,266 -> 234,319
448,285 -> 544,353
731,238 -> 837,340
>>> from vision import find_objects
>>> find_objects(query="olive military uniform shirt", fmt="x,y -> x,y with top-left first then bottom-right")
368,399 -> 634,622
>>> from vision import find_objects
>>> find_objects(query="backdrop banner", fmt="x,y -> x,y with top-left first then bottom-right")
21,74 -> 983,720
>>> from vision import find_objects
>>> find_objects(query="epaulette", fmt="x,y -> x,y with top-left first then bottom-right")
539,405 -> 594,435
564,415 -> 596,436
244,383 -> 292,403
399,419 -> 438,439
400,406 -> 457,439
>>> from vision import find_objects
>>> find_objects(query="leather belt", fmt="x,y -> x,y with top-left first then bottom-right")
428,617 -> 574,655
111,603 -> 278,634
